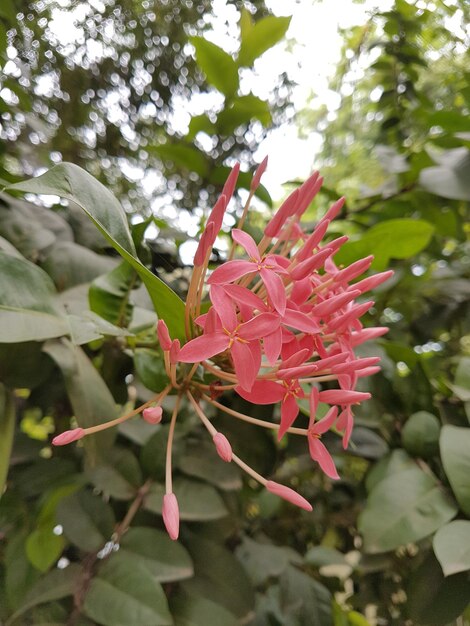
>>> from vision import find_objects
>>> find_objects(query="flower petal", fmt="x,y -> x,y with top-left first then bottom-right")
319,389 -> 371,405
207,260 -> 255,285
308,437 -> 339,479
260,268 -> 286,315
232,228 -> 260,261
178,333 -> 229,362
312,406 -> 338,435
279,395 -> 299,440
282,308 -> 321,333
210,285 -> 237,329
223,284 -> 267,312
235,380 -> 285,404
264,328 -> 282,365
239,312 -> 280,341
232,340 -> 257,391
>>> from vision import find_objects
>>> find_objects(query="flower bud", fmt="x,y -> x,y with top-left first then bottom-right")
250,156 -> 268,192
142,406 -> 163,425
52,428 -> 85,446
213,432 -> 232,462
265,480 -> 312,511
169,339 -> 180,364
157,320 -> 172,351
162,493 -> 180,541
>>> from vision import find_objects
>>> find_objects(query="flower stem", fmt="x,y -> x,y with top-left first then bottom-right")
165,393 -> 182,494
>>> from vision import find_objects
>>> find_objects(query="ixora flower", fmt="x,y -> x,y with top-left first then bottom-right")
53,159 -> 392,540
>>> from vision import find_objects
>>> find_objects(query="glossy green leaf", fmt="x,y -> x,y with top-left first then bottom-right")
145,478 -> 228,521
83,558 -> 172,626
190,37 -> 238,96
56,489 -> 115,552
6,564 -> 81,625
89,260 -> 136,326
133,348 -> 169,393
358,466 -> 457,553
149,143 -> 210,177
440,425 -> 470,516
44,338 -> 118,458
7,164 -> 185,340
183,533 -> 254,619
401,411 -> 440,458
433,520 -> 470,576
0,252 -> 68,343
111,527 -> 193,583
238,15 -> 291,67
0,384 -> 15,496
25,526 -> 64,572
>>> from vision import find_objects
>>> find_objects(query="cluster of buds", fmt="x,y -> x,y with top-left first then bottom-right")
53,158 -> 392,540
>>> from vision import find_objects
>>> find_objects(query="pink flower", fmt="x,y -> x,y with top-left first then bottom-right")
162,493 -> 180,541
265,481 -> 312,511
52,428 -> 85,446
142,406 -> 163,425
308,390 -> 339,479
213,432 -> 233,462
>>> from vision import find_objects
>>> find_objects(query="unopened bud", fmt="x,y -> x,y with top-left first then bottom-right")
142,406 -> 163,425
52,428 -> 85,446
162,493 -> 180,541
157,320 -> 172,351
213,432 -> 232,462
265,480 -> 312,511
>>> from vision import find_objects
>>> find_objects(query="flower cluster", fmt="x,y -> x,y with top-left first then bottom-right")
53,159 -> 392,540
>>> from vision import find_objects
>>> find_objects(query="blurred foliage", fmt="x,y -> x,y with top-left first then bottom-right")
0,0 -> 469,625
0,0 -> 292,212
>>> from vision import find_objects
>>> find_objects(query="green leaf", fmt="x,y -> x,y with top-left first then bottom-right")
6,564 -> 81,626
145,478 -> 228,521
7,164 -> 185,340
183,533 -> 254,619
238,16 -> 291,67
25,526 -> 64,572
449,356 -> 470,402
4,531 -> 40,613
178,439 -> 241,491
89,260 -> 136,326
0,384 -> 15,496
433,520 -> 470,576
86,448 -> 142,501
358,466 -> 457,553
171,589 -> 238,626
111,527 -> 193,583
44,338 -> 118,458
133,349 -> 169,393
279,565 -> 332,626
365,449 -> 416,493
149,143 -> 210,177
401,411 -> 440,458
440,425 -> 470,516
334,218 -> 435,271
56,489 -> 115,552
83,558 -> 172,626
41,241 -> 116,291
407,552 -> 470,626
217,95 -> 271,135
0,252 -> 68,343
187,114 -> 216,141
191,37 -> 239,96
235,536 -> 301,586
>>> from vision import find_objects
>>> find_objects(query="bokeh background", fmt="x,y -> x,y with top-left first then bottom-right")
0,1 -> 469,624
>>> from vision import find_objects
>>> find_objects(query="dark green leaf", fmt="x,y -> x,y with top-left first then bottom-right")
112,527 -> 193,582
235,536 -> 301,586
171,589 -> 238,626
358,466 -> 457,553
89,260 -> 136,326
178,439 -> 241,491
238,16 -> 291,67
433,520 -> 470,577
191,37 -> 238,96
217,95 -> 271,135
183,533 -> 254,619
44,339 -> 118,458
6,564 -> 81,625
83,558 -> 172,626
440,425 -> 470,516
134,349 -> 169,393
56,489 -> 115,552
86,448 -> 142,501
279,565 -> 332,626
145,478 -> 228,521
7,164 -> 185,340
